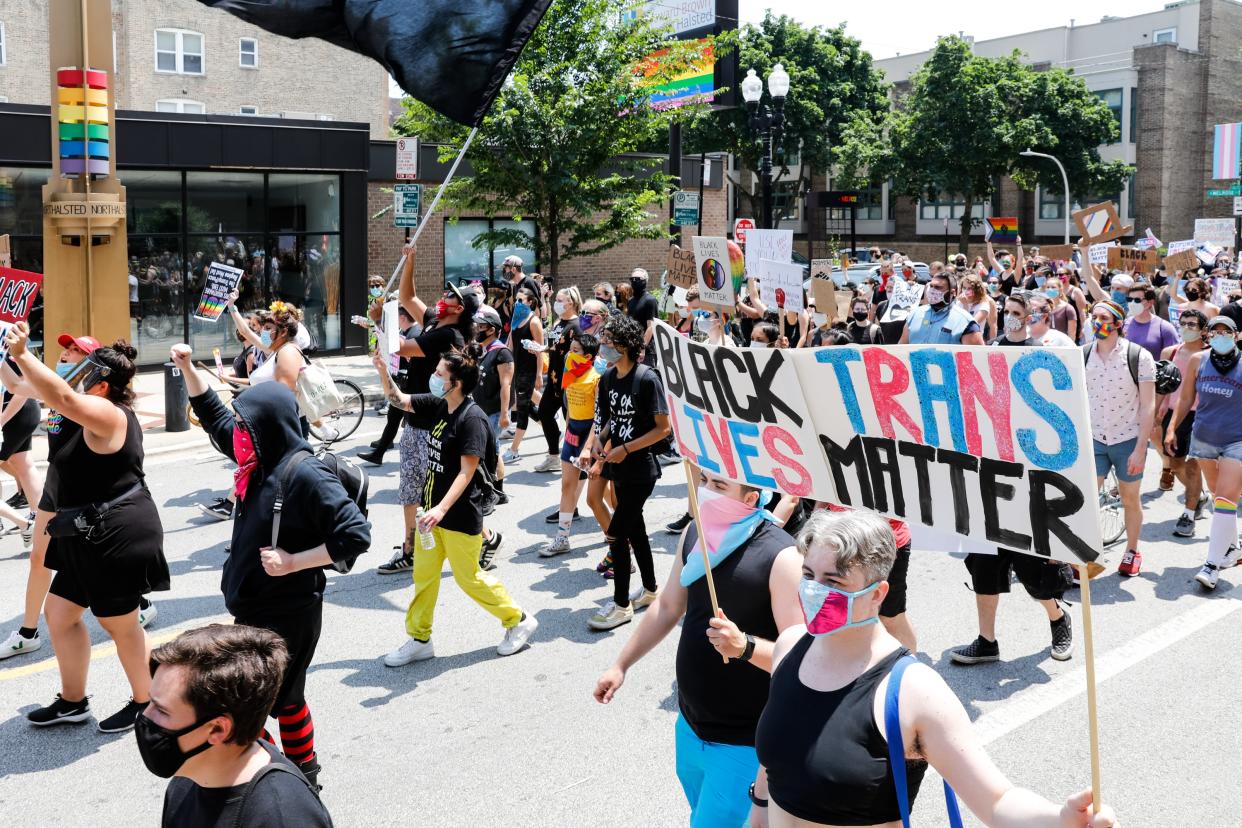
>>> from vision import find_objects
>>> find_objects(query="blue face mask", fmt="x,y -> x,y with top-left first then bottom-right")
598,343 -> 622,364
1210,334 -> 1238,355
511,302 -> 532,330
259,330 -> 273,348
1111,290 -> 1128,304
55,362 -> 75,378
800,578 -> 881,637
369,287 -> 384,299
428,374 -> 450,398
1034,275 -> 1047,287
593,356 -> 609,374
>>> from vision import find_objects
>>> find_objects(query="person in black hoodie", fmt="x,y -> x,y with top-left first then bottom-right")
171,345 -> 370,790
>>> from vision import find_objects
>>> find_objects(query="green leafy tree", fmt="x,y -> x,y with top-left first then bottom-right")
392,0 -> 719,279
849,36 -> 1132,251
683,13 -> 889,227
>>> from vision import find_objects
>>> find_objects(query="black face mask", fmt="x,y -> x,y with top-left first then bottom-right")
852,311 -> 868,322
134,712 -> 217,778
630,277 -> 647,294
1152,274 -> 1168,287
1186,289 -> 1200,301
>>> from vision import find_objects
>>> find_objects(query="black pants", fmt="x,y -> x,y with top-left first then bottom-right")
538,383 -> 564,455
609,474 -> 659,607
513,372 -> 537,430
377,402 -> 404,451
236,601 -> 323,711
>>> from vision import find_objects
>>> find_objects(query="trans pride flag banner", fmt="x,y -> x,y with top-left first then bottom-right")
1213,122 -> 1242,180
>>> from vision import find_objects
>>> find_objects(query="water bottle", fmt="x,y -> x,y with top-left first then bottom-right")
417,508 -> 436,551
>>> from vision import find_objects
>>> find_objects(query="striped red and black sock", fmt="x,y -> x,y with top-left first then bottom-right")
277,702 -> 316,766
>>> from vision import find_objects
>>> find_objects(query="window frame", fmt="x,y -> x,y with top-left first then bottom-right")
154,28 -> 205,76
239,37 -> 258,69
918,191 -> 985,221
1094,88 -> 1123,144
239,105 -> 258,115
0,22 -> 7,67
1153,27 -> 1176,45
155,98 -> 206,115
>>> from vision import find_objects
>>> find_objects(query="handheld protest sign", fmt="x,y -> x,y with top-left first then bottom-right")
668,244 -> 697,290
879,278 -> 924,324
682,458 -> 728,665
744,229 -> 793,277
0,266 -> 43,363
755,259 -> 804,312
984,217 -> 1018,244
193,261 -> 245,321
1073,202 -> 1130,246
1106,246 -> 1160,274
811,260 -> 838,321
1164,248 -> 1199,273
1038,244 -> 1075,262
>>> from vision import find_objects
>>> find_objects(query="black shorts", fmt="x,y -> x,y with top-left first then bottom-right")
0,398 -> 41,460
880,542 -> 911,618
236,601 -> 323,711
965,549 -> 1073,601
1161,409 -> 1196,459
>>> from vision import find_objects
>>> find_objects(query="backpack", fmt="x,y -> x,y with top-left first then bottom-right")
230,760 -> 332,828
271,448 -> 369,572
294,352 -> 344,421
464,400 -> 503,517
1082,340 -> 1140,386
635,364 -> 675,458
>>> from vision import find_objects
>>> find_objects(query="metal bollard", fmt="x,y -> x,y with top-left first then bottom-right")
164,361 -> 190,432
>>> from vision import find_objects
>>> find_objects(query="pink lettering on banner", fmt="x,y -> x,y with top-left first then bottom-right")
667,394 -> 698,461
862,349 -> 923,443
955,351 -> 1015,461
763,426 -> 812,496
702,414 -> 738,479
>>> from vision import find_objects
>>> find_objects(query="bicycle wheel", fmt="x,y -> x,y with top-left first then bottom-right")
310,379 -> 365,443
1098,470 -> 1126,547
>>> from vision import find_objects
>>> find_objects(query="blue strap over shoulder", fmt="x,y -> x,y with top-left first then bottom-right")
884,655 -> 964,828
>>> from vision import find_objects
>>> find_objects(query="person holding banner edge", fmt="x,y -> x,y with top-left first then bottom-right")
750,510 -> 1118,828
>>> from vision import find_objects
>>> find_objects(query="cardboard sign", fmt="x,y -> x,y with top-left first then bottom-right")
880,277 -> 924,324
1107,246 -> 1160,273
652,320 -> 1104,564
667,244 -> 697,289
0,235 -> 9,269
0,266 -> 43,363
985,217 -> 1019,244
1038,244 -> 1075,262
744,229 -> 793,278
810,260 -> 837,316
1164,248 -> 1200,273
1194,218 -> 1235,248
193,261 -> 245,321
692,236 -> 736,309
754,258 -> 804,311
1215,278 -> 1241,306
1073,202 -> 1129,245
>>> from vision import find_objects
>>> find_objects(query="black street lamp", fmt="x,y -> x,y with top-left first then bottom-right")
741,64 -> 790,230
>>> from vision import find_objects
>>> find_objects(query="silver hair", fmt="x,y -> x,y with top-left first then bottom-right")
631,268 -> 649,281
503,255 -> 523,269
796,510 -> 896,584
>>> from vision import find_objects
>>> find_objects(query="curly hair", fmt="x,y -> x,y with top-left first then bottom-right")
440,342 -> 484,395
91,339 -> 138,407
602,314 -> 643,361
266,301 -> 303,341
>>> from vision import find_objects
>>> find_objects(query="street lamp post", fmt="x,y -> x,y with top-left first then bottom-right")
1020,149 -> 1071,243
742,65 -> 789,230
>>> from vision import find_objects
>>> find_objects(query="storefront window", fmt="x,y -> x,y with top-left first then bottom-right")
186,234 -> 265,360
0,167 -> 51,237
186,171 -> 265,233
128,236 -> 186,360
268,233 -> 341,350
268,173 -> 339,233
127,170 -> 183,235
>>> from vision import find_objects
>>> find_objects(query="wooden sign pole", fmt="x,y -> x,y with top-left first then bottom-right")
1076,563 -> 1103,815
682,458 -> 727,664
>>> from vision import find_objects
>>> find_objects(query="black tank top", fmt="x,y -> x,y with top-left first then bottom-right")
512,319 -> 536,376
677,520 -> 792,746
51,405 -> 145,509
782,313 -> 800,344
756,637 -> 928,824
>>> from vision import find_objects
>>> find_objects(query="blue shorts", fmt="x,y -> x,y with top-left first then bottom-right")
1093,436 -> 1144,483
560,418 -> 593,463
674,714 -> 758,828
1189,436 -> 1242,463
487,412 -> 503,449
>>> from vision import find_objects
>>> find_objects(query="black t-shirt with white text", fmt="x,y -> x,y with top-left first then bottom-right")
595,364 -> 668,481
991,335 -> 1039,347
408,395 -> 494,535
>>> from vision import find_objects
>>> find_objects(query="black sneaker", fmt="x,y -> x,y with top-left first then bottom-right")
545,508 -> 580,524
377,547 -> 413,575
479,531 -> 503,571
665,513 -> 692,534
357,449 -> 385,466
1050,611 -> 1074,661
98,698 -> 148,733
1173,513 -> 1196,538
949,636 -> 1000,665
7,490 -> 28,510
27,694 -> 91,727
197,497 -> 233,522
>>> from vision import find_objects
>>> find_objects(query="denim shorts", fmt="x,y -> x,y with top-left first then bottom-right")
1189,436 -> 1242,463
1093,436 -> 1144,482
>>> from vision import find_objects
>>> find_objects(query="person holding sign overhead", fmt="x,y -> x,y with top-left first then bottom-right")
750,510 -> 1118,828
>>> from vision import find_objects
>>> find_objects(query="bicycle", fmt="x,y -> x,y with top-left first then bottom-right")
308,378 -> 365,443
1098,468 -> 1125,548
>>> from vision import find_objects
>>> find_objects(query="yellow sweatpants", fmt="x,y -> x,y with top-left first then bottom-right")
405,525 -> 523,641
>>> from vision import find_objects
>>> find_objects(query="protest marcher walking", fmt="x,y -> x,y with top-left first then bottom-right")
502,285 -> 543,464
1160,309 -> 1209,537
751,510 -> 1117,828
11,325 -> 169,733
358,304 -> 417,466
594,469 -> 803,827
1167,316 -> 1242,589
0,384 -> 42,546
542,331 -> 601,558
626,268 -> 660,366
375,347 -> 539,664
139,624 -> 333,827
532,287 -> 583,473
1027,294 -> 1078,348
177,346 -> 370,787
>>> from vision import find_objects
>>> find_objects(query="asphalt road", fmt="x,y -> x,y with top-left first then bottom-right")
0,414 -> 1238,827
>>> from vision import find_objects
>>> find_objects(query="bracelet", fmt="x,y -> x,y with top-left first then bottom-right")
748,782 -> 768,807
623,443 -> 630,455
738,633 -> 756,663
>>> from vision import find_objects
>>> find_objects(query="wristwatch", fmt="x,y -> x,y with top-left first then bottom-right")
738,633 -> 756,663
748,782 -> 768,807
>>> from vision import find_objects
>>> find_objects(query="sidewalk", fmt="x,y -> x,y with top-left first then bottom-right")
24,353 -> 384,464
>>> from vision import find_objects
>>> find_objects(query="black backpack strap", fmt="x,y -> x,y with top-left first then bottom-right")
1126,339 -> 1140,386
1081,341 -> 1093,366
231,761 -> 326,828
270,450 -> 313,551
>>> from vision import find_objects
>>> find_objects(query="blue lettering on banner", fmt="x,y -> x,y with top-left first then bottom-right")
682,405 -> 720,473
727,420 -> 777,489
815,348 -> 867,433
1010,351 -> 1078,471
909,350 -> 968,453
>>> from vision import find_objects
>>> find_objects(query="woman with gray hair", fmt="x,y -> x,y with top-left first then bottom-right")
750,510 -> 1117,828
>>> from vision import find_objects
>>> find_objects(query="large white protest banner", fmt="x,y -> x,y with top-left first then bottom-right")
652,320 -> 1103,564
754,258 -> 804,311
692,236 -> 736,310
743,228 -> 792,276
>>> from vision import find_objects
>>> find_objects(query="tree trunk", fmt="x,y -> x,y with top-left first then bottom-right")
958,194 -> 973,254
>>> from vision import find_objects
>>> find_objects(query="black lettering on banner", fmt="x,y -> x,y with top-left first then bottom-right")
936,448 -> 979,536
862,436 -> 905,517
714,346 -> 753,420
819,434 -> 873,509
687,343 -> 722,416
898,442 -> 936,526
654,326 -> 683,396
674,341 -> 704,409
1028,469 -> 1097,562
979,457 -> 1031,551
743,349 -> 804,427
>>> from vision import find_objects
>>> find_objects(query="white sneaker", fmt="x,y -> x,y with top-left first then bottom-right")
138,602 -> 157,628
534,454 -> 562,473
629,586 -> 658,609
502,449 -> 521,464
497,614 -> 538,656
540,535 -> 572,557
20,511 -> 35,548
0,629 -> 42,659
502,424 -> 517,438
1196,563 -> 1221,590
588,601 -> 634,630
384,637 -> 435,667
318,425 -> 340,443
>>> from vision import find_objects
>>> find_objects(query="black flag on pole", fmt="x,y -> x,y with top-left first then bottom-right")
195,0 -> 554,126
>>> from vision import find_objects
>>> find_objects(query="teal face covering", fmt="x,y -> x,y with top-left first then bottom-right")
799,578 -> 880,637
55,362 -> 75,378
428,374 -> 449,398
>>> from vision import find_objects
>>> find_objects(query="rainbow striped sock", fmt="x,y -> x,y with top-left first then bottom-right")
1215,497 -> 1238,516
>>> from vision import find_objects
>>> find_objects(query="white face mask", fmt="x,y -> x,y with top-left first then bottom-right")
1128,300 -> 1144,318
1003,314 -> 1024,333
748,340 -> 769,349
811,312 -> 828,327
925,286 -> 946,306
554,300 -> 566,316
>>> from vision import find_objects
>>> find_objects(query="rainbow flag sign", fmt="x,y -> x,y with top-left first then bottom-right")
639,40 -> 715,111
985,217 -> 1019,244
194,261 -> 244,322
1213,122 -> 1242,180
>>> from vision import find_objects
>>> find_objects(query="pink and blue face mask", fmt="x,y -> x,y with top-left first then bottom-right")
799,578 -> 880,637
